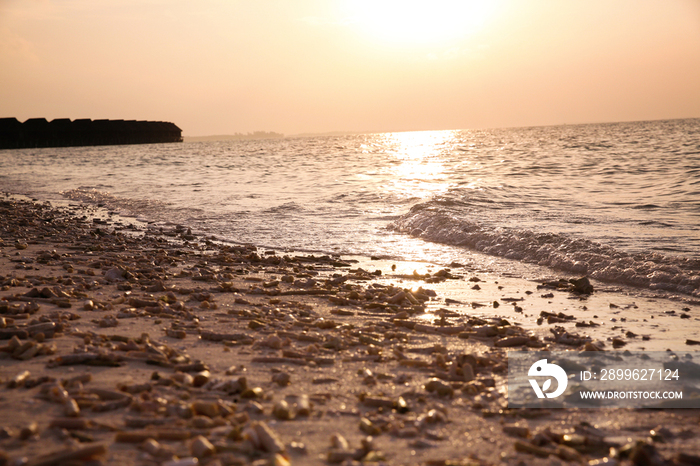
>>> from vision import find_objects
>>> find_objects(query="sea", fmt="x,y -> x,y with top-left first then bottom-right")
1,118 -> 699,300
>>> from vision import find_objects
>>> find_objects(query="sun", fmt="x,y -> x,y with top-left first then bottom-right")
341,0 -> 499,46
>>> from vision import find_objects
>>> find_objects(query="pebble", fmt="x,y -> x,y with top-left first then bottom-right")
64,398 -> 80,417
503,424 -> 530,438
424,378 -> 454,397
19,422 -> 38,440
104,268 -> 126,282
494,335 -> 530,347
272,371 -> 291,387
247,422 -> 285,454
272,400 -> 293,420
330,433 -> 350,451
190,435 -> 216,458
359,417 -> 381,435
191,400 -> 220,418
141,438 -> 162,456
292,394 -> 311,417
192,370 -> 211,388
514,440 -> 552,458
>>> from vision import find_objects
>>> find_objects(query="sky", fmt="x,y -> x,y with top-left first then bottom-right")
1,0 -> 700,137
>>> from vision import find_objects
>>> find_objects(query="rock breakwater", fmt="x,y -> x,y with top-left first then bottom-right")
0,118 -> 182,149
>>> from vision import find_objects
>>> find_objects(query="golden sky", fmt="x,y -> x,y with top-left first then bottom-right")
1,0 -> 699,136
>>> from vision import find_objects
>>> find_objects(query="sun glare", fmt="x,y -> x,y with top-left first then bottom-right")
380,131 -> 456,200
342,0 -> 499,46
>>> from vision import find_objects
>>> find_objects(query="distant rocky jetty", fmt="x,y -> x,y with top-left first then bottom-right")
0,118 -> 182,149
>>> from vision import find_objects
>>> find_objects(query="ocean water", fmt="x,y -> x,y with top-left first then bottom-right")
1,119 -> 699,299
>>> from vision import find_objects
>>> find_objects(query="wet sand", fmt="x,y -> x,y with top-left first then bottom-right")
1,194 -> 699,465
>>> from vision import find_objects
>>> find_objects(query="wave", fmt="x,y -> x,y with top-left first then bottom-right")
60,187 -> 205,225
61,187 -> 167,212
391,202 -> 700,298
261,202 -> 304,214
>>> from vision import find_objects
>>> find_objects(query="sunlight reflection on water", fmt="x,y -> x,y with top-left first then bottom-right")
1,120 -> 698,296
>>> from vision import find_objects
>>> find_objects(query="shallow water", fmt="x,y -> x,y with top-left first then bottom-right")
1,118 -> 698,298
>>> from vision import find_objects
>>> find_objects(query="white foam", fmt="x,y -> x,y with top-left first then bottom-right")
392,203 -> 700,298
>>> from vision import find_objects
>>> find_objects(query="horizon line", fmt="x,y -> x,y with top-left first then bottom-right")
183,116 -> 700,140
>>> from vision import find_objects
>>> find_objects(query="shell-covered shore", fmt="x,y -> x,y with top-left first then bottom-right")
0,195 -> 699,465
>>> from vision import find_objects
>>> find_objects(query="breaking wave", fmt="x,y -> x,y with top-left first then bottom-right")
391,202 -> 700,298
61,187 -> 168,215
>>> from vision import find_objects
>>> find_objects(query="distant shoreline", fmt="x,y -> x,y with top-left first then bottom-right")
184,131 -> 284,142
184,117 -> 700,142
184,130 -> 372,141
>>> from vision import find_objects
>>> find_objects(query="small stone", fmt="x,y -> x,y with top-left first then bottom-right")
104,268 -> 126,282
260,335 -> 282,349
272,453 -> 291,466
364,451 -> 386,462
289,441 -> 307,455
395,396 -> 409,413
244,401 -> 264,414
252,421 -> 285,453
570,276 -> 594,294
272,400 -> 293,420
359,417 -> 381,435
8,337 -> 22,351
294,395 -> 311,417
7,370 -> 30,389
241,387 -> 263,399
192,370 -> 210,388
272,372 -> 291,387
327,449 -> 356,463
190,435 -> 216,458
584,340 -> 605,351
330,433 -> 350,451
424,378 -> 454,397
190,415 -> 214,429
514,440 -> 552,458
503,424 -> 530,438
64,398 -> 81,417
474,325 -> 498,337
98,315 -> 118,328
495,335 -> 529,347
191,400 -> 220,418
248,320 -> 265,330
419,408 -> 446,425
556,445 -> 584,463
142,438 -> 161,456
166,328 -> 187,339
362,396 -> 394,409
612,337 -> 627,348
19,422 -> 38,440
361,436 -> 375,452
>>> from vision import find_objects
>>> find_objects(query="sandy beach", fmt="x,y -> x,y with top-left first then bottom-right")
1,194 -> 699,466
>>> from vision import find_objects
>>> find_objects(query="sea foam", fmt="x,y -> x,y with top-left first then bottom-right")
392,201 -> 700,298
